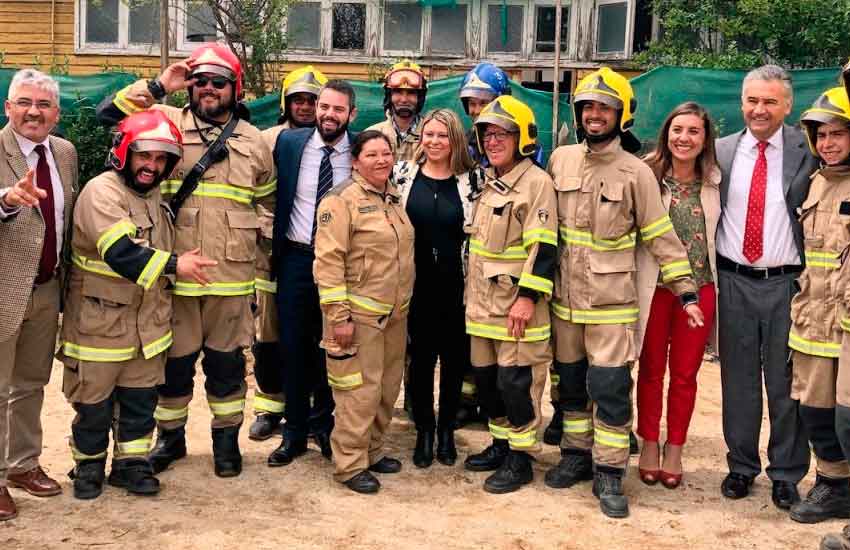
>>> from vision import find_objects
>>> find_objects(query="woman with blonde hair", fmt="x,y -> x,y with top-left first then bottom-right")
391,108 -> 478,468
636,101 -> 719,488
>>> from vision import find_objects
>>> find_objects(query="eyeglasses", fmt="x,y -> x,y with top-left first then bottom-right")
194,75 -> 230,89
11,99 -> 56,110
482,130 -> 517,144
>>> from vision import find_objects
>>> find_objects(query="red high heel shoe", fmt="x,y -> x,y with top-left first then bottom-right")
660,442 -> 683,489
639,468 -> 661,485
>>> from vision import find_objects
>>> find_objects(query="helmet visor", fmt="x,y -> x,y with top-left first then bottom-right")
191,64 -> 235,81
386,69 -> 424,89
130,139 -> 182,158
460,88 -> 497,101
574,91 -> 623,111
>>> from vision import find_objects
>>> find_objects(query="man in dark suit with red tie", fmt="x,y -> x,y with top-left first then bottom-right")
0,68 -> 78,520
715,65 -> 818,511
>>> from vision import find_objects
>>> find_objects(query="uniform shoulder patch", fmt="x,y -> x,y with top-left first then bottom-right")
537,208 -> 550,224
319,211 -> 333,225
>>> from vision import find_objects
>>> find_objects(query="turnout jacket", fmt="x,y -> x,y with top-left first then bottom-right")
314,172 -> 415,351
465,158 -> 558,342
255,120 -> 292,295
58,171 -> 175,363
366,113 -> 420,162
790,165 -> 850,358
547,137 -> 697,328
97,80 -> 275,297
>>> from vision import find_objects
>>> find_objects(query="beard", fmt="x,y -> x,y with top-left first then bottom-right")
584,126 -> 619,145
121,166 -> 164,193
392,105 -> 415,118
318,116 -> 350,143
191,91 -> 231,120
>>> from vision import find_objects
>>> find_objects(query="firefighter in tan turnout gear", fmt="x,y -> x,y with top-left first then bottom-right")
462,96 -> 558,494
96,43 -> 275,477
313,131 -> 415,494
250,65 -> 329,441
58,110 -> 215,499
544,67 -> 700,518
367,60 -> 427,162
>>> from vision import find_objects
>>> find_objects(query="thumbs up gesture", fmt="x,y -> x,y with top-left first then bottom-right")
2,168 -> 47,208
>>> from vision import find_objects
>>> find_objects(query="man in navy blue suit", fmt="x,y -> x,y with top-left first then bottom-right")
269,80 -> 358,466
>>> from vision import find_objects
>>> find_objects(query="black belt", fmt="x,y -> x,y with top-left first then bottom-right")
717,254 -> 802,280
283,238 -> 314,254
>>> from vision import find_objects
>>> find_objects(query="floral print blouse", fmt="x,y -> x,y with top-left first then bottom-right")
661,176 -> 713,288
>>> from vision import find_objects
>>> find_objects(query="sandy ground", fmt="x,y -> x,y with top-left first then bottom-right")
0,357 -> 839,550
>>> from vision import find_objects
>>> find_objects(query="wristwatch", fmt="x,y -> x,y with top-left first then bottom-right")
148,79 -> 167,100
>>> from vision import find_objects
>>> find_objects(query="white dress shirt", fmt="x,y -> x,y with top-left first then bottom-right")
286,130 -> 352,245
0,132 -> 64,260
716,127 -> 800,267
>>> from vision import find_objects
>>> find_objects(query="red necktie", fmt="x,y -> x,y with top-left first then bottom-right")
34,144 -> 57,284
742,141 -> 768,264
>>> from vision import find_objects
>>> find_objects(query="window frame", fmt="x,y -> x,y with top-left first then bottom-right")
530,0 -> 573,59
281,1 -> 324,54
479,0 -> 532,60
175,0 -> 225,52
379,0 -> 425,57
593,0 -> 634,59
424,0 -> 472,58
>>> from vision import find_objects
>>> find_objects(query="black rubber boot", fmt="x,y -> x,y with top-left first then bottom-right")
543,408 -> 564,446
69,459 -> 106,500
544,449 -> 593,489
248,414 -> 283,441
464,439 -> 509,472
790,475 -> 850,524
107,459 -> 160,495
483,451 -> 534,494
212,425 -> 242,478
413,430 -> 435,469
436,426 -> 457,466
592,469 -> 629,518
149,427 -> 187,474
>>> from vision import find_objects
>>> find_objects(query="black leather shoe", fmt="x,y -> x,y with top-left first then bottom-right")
821,524 -> 850,550
313,432 -> 333,460
369,457 -> 402,474
149,427 -> 187,474
268,438 -> 308,467
544,450 -> 593,489
721,472 -> 754,499
436,427 -> 457,466
69,459 -> 106,500
593,469 -> 629,518
543,409 -> 563,446
413,430 -> 435,469
248,414 -> 282,441
107,459 -> 160,495
790,476 -> 849,522
772,480 -> 801,510
343,470 -> 380,494
629,431 -> 640,455
464,439 -> 509,472
484,451 -> 533,494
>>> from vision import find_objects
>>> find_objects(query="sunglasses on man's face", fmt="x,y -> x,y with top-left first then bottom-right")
194,75 -> 230,90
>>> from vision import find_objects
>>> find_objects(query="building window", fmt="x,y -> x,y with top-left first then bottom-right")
332,3 -> 366,50
287,2 -> 322,50
597,1 -> 628,53
184,1 -> 218,43
84,0 -> 119,44
383,3 -> 423,53
129,2 -> 160,45
535,5 -> 570,53
431,4 -> 467,55
486,4 -> 523,53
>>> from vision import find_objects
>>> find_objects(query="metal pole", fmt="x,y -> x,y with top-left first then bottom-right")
551,0 -> 562,148
160,0 -> 169,74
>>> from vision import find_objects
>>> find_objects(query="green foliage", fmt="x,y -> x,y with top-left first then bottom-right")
62,95 -> 113,186
634,0 -> 850,69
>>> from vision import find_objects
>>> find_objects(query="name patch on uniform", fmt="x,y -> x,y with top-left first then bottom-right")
358,205 -> 378,214
840,201 -> 850,215
319,211 -> 332,225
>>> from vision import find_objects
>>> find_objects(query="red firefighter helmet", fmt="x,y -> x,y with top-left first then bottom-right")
109,109 -> 183,172
187,42 -> 244,98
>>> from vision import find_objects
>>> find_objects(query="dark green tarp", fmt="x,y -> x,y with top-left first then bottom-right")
0,65 -> 843,160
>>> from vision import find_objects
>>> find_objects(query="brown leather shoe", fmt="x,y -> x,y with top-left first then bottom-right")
8,466 -> 62,497
0,487 -> 17,521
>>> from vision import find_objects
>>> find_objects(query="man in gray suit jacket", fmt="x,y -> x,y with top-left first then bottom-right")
0,69 -> 78,520
715,65 -> 817,511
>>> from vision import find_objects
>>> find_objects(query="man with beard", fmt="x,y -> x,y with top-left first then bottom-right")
250,66 -> 328,441
545,67 -> 699,518
367,60 -> 426,161
268,80 -> 357,466
58,109 -> 216,499
96,43 -> 275,478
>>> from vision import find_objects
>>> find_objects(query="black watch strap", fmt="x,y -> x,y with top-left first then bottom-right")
148,79 -> 167,100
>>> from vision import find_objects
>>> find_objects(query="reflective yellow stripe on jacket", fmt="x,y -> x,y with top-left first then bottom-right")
559,227 -> 637,251
466,322 -> 551,342
659,260 -> 693,283
469,239 -> 528,261
255,278 -> 277,294
788,330 -> 840,358
639,214 -> 675,241
805,251 -> 841,269
161,180 -> 255,205
174,281 -> 255,296
61,341 -> 137,362
319,286 -> 404,315
551,302 -> 639,324
96,220 -> 136,257
72,252 -> 121,278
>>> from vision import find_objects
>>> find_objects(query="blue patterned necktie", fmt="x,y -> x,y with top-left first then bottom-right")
312,145 -> 335,242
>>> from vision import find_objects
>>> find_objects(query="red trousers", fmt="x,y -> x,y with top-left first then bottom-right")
637,284 -> 716,446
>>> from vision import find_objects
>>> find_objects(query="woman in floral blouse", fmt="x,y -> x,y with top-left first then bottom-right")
636,102 -> 721,488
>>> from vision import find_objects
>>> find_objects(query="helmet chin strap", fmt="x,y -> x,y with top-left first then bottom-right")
584,128 -> 619,145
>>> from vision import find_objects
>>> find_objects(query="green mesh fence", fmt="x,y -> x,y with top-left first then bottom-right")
0,66 -> 843,162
